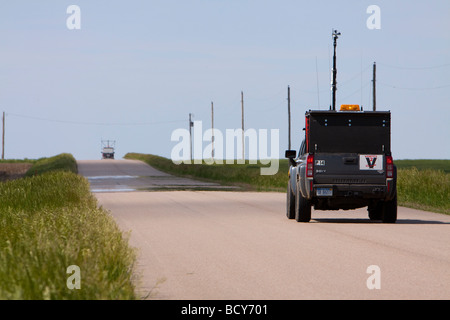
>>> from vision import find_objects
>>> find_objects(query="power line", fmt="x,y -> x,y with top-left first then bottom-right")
377,81 -> 450,91
6,112 -> 185,126
246,88 -> 285,101
377,62 -> 450,70
337,81 -> 371,105
340,64 -> 372,86
298,63 -> 372,95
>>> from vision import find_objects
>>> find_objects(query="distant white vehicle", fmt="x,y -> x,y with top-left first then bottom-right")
101,140 -> 115,159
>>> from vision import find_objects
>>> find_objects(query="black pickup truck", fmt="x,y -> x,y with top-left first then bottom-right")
285,106 -> 397,223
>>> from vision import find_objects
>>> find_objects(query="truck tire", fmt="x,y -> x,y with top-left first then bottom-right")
382,193 -> 397,223
286,180 -> 296,219
368,202 -> 383,221
295,182 -> 311,222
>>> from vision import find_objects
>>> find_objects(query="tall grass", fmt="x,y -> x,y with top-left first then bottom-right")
0,157 -> 137,299
25,153 -> 78,177
397,168 -> 449,215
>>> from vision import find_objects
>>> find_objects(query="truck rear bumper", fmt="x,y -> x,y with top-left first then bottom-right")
311,183 -> 396,211
313,184 -> 388,199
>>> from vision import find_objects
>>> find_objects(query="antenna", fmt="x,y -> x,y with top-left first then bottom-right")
287,85 -> 291,150
372,62 -> 377,111
315,56 -> 320,109
331,29 -> 341,111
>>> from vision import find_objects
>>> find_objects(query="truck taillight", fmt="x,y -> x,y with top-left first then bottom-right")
307,154 -> 314,178
386,156 -> 394,178
305,116 -> 310,153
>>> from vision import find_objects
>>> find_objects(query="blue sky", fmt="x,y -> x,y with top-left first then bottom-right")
0,0 -> 449,160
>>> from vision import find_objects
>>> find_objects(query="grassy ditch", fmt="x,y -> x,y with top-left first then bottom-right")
125,153 -> 449,215
0,155 -> 137,299
397,167 -> 449,215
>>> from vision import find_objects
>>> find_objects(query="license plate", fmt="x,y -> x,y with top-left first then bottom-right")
317,188 -> 333,196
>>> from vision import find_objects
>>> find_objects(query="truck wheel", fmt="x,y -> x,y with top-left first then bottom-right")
295,183 -> 311,222
368,202 -> 383,220
382,194 -> 397,223
286,180 -> 295,219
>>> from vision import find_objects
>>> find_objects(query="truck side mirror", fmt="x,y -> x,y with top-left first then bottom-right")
285,150 -> 296,159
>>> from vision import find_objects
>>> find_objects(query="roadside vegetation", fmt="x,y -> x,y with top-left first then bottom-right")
395,160 -> 449,214
395,159 -> 450,174
125,153 -> 449,215
24,153 -> 78,176
397,167 -> 449,215
0,154 -> 137,299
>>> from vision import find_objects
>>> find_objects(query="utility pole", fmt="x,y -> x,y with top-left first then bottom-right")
211,102 -> 214,160
287,86 -> 291,150
189,113 -> 193,163
372,62 -> 377,111
331,29 -> 341,111
241,91 -> 244,162
2,112 -> 4,160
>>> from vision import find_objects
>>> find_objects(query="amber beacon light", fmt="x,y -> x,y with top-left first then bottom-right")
340,104 -> 360,111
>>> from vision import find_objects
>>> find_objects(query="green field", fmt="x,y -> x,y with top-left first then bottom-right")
125,153 -> 449,215
395,159 -> 450,173
0,154 -> 137,299
0,158 -> 37,164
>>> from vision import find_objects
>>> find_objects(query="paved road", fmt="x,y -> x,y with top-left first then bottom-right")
77,159 -> 234,192
78,160 -> 450,300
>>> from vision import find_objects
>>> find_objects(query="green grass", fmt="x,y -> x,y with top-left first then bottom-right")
397,168 -> 449,215
395,160 -> 449,214
125,153 -> 449,215
395,159 -> 450,174
25,153 -> 78,177
0,155 -> 137,299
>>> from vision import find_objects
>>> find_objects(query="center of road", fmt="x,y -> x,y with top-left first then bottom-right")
77,159 -> 237,192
